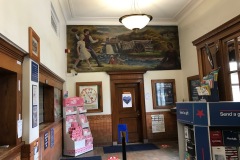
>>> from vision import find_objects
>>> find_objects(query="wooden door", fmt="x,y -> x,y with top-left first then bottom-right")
116,82 -> 142,142
109,72 -> 147,144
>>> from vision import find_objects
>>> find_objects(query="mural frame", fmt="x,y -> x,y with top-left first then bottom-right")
67,25 -> 181,73
76,81 -> 103,113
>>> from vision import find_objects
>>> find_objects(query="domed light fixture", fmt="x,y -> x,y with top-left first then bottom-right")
119,0 -> 153,31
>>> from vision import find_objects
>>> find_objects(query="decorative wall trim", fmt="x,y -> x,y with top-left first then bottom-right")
0,34 -> 27,62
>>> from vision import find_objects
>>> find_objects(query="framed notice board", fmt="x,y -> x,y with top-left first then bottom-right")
187,75 -> 200,101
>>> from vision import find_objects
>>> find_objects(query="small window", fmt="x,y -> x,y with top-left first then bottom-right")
54,88 -> 62,120
39,83 -> 44,124
225,36 -> 240,101
39,83 -> 62,124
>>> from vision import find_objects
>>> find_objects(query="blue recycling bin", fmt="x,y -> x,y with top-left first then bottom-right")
118,124 -> 128,143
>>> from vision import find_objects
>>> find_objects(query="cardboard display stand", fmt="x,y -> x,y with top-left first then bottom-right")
63,97 -> 93,156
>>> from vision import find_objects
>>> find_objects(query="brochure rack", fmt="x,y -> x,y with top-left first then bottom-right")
177,102 -> 240,160
63,97 -> 93,156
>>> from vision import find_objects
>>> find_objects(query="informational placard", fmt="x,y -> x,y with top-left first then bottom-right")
31,61 -> 38,82
32,85 -> 38,105
189,79 -> 200,101
17,119 -> 22,138
50,128 -> 54,148
151,114 -> 165,133
44,132 -> 48,150
32,105 -> 38,128
122,93 -> 132,108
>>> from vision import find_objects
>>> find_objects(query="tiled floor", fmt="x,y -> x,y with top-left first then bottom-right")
63,141 -> 179,160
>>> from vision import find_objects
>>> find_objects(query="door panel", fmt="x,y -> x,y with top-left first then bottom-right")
120,118 -> 141,142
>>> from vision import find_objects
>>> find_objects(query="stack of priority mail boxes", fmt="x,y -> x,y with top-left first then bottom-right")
211,129 -> 240,160
184,125 -> 196,160
63,96 -> 93,157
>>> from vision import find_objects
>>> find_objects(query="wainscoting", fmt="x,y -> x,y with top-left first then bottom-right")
87,115 -> 112,146
87,111 -> 177,146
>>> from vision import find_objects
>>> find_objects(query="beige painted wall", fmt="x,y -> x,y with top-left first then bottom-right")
178,0 -> 240,100
0,0 -> 67,79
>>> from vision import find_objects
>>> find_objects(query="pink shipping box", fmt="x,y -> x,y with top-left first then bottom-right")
63,97 -> 84,107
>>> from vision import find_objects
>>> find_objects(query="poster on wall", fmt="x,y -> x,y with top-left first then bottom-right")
79,85 -> 98,110
50,128 -> 54,148
122,93 -> 132,108
31,61 -> 38,82
44,132 -> 48,150
32,105 -> 38,128
151,114 -> 165,133
32,85 -> 38,105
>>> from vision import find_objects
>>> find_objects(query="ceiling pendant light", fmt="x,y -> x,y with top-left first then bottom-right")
119,0 -> 153,31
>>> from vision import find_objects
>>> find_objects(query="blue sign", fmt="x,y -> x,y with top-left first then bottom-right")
195,126 -> 211,160
44,132 -> 48,150
177,103 -> 194,124
50,128 -> 54,148
193,103 -> 208,126
31,61 -> 38,82
209,102 -> 240,126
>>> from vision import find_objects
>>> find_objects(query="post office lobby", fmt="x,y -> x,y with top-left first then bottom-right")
0,0 -> 240,159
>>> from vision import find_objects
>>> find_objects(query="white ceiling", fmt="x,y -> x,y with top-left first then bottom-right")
59,0 -> 203,25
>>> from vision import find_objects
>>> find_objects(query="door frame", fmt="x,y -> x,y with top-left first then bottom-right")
108,71 -> 147,144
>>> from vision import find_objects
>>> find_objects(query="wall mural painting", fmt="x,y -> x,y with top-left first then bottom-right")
67,25 -> 181,73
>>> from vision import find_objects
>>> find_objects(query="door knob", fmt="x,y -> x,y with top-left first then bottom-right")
137,110 -> 140,116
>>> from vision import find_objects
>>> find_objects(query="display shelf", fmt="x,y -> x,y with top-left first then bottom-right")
177,102 -> 240,160
63,97 -> 93,157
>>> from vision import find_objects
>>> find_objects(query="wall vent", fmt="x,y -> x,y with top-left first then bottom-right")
51,3 -> 59,36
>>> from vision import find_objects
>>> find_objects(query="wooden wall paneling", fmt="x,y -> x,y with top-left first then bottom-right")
39,120 -> 62,160
87,115 -> 112,146
0,35 -> 26,160
38,64 -> 64,159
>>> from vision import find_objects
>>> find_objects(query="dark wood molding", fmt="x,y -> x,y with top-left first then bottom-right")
0,34 -> 27,62
108,71 -> 146,80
